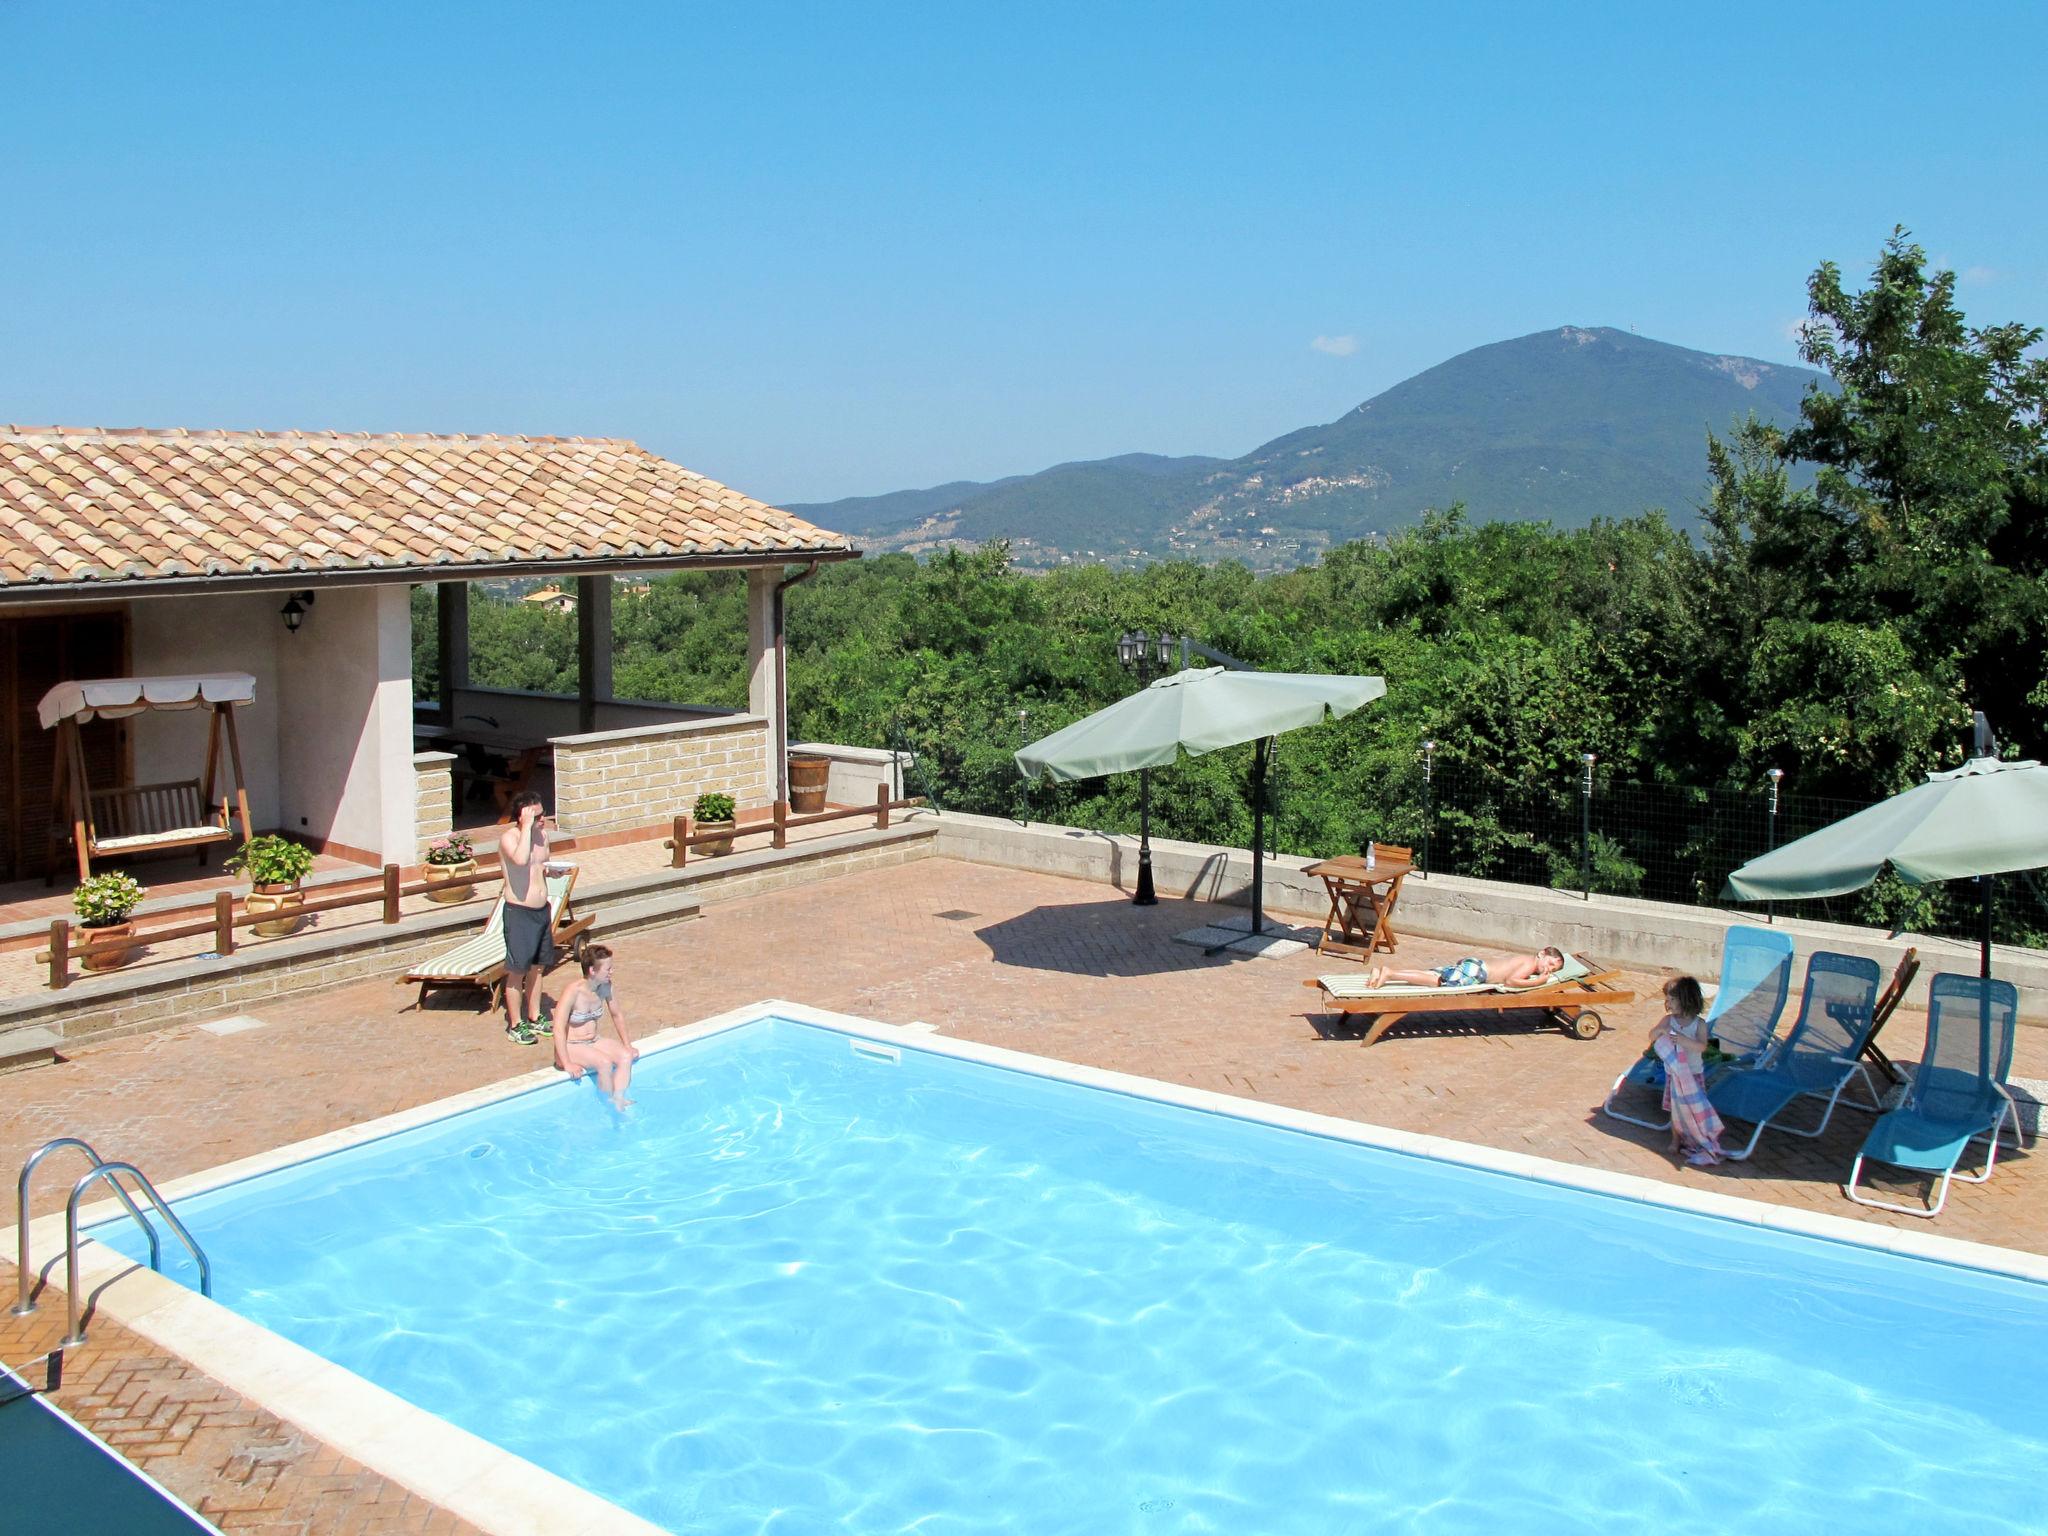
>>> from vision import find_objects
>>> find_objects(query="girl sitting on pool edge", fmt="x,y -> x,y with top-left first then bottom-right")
553,944 -> 640,1108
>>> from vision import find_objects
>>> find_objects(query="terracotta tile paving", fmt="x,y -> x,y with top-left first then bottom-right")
3,854 -> 2042,1532
0,1300 -> 483,1535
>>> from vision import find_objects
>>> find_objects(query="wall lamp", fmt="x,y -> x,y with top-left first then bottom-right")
279,591 -> 316,634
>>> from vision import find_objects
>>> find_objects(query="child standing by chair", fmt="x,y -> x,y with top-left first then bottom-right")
1649,975 -> 1724,1166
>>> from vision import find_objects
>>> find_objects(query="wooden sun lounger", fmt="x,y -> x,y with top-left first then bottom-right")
399,867 -> 594,1013
1302,957 -> 1636,1046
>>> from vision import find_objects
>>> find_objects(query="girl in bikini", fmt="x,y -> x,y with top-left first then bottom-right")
552,944 -> 639,1108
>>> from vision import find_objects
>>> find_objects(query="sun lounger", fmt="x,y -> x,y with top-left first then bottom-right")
1602,924 -> 1795,1130
1847,973 -> 2026,1217
399,866 -> 592,1012
1707,951 -> 1884,1160
1303,953 -> 1635,1046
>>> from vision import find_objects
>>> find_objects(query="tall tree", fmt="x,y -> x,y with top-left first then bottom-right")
1785,230 -> 2047,749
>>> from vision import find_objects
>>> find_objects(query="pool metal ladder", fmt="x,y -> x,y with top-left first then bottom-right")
11,1138 -> 212,1346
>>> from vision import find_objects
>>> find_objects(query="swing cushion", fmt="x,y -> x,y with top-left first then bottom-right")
90,825 -> 233,855
81,780 -> 228,854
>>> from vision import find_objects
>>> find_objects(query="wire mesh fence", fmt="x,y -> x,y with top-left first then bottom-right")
1413,759 -> 2045,949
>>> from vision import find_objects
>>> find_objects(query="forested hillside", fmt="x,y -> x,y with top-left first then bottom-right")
419,236 -> 2047,945
789,328 -> 1826,568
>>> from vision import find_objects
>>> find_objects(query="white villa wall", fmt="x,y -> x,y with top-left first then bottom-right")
126,592 -> 286,832
274,585 -> 416,863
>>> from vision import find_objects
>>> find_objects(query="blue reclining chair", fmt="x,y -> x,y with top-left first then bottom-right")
1602,924 -> 1795,1130
1708,951 -> 1884,1160
1847,973 -> 2025,1218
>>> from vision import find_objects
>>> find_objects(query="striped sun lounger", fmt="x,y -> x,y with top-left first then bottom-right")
399,866 -> 592,1012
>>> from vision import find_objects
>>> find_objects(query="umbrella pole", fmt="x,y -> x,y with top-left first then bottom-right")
1982,873 -> 1995,979
1250,742 -> 1263,936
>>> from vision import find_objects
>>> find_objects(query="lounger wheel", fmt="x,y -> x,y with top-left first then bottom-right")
1565,1009 -> 1603,1041
571,931 -> 589,965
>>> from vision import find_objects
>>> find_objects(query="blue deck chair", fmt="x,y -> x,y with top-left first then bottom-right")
1847,974 -> 2025,1218
1601,924 -> 1795,1130
1708,951 -> 1884,1160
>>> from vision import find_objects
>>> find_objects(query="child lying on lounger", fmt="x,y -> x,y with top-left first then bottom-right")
1364,946 -> 1566,990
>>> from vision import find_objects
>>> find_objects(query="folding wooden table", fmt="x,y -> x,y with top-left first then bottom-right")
1305,853 -> 1411,960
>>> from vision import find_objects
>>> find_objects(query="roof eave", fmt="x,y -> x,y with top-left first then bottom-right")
0,546 -> 864,607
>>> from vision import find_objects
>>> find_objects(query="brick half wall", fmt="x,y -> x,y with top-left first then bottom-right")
551,713 -> 772,837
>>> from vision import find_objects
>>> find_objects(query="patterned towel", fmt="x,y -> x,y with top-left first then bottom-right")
1655,1035 -> 1725,1162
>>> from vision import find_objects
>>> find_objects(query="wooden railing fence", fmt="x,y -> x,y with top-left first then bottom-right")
666,786 -> 921,866
30,790 -> 919,990
36,863 -> 506,992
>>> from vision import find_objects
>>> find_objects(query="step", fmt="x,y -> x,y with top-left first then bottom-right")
0,1025 -> 61,1074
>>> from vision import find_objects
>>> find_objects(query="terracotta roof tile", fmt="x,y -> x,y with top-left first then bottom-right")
0,427 -> 850,590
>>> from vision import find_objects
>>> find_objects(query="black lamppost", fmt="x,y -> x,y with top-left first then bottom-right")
1764,766 -> 1784,924
1579,753 -> 1597,899
1420,739 -> 1436,879
1117,629 -> 1178,904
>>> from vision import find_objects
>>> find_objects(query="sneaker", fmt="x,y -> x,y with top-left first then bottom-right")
505,1021 -> 539,1046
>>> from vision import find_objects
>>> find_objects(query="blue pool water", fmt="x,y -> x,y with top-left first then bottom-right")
99,1018 -> 2047,1534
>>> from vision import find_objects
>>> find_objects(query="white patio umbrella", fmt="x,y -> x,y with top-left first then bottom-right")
1724,754 -> 2048,976
1016,667 -> 1386,935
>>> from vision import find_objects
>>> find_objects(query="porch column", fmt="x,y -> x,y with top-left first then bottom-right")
576,575 -> 612,733
436,582 -> 469,722
744,566 -> 781,799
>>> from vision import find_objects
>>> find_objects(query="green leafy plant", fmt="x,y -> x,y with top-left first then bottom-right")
692,791 -> 736,824
224,834 -> 316,887
74,871 -> 145,928
424,831 -> 475,867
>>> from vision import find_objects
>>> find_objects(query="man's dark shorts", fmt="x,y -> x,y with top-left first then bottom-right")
504,902 -> 555,972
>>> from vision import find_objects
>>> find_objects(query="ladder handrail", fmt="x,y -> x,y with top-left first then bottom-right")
62,1162 -> 211,1347
12,1138 -> 159,1317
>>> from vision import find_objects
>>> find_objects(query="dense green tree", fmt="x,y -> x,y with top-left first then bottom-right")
1705,230 -> 2046,786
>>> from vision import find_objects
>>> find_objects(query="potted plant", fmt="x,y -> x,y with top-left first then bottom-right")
74,871 -> 146,972
692,791 -> 737,857
225,834 -> 317,937
420,830 -> 477,903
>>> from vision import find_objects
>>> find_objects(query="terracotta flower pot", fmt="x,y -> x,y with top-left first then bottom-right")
422,856 -> 477,903
696,819 -> 736,858
79,921 -> 138,972
247,881 -> 305,938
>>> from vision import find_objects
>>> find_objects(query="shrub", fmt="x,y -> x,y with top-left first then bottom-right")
224,834 -> 316,887
692,791 -> 736,824
74,871 -> 146,927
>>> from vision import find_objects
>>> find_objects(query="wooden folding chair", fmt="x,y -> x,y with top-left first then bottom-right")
1860,946 -> 1920,1087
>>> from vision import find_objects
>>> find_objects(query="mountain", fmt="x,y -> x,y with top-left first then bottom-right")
787,327 -> 1827,568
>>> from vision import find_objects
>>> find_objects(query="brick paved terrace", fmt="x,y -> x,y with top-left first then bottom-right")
4,854 -> 2042,1532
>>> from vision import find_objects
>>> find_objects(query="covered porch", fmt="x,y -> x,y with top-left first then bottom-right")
0,426 -> 864,898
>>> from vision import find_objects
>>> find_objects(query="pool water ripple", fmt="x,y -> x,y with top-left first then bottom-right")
96,1018 -> 2047,1535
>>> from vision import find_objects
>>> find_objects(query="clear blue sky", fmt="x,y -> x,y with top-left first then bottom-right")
4,1 -> 2043,504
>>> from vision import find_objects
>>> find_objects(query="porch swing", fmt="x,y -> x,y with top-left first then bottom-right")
39,673 -> 256,884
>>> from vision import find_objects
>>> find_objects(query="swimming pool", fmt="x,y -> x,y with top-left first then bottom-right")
94,1010 -> 2048,1535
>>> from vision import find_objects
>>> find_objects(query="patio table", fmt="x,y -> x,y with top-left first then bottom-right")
1306,853 -> 1412,961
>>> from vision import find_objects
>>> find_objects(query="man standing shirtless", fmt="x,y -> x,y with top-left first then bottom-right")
499,789 -> 555,1042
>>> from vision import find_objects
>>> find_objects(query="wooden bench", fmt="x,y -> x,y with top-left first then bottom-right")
54,779 -> 233,882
